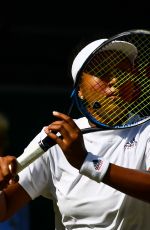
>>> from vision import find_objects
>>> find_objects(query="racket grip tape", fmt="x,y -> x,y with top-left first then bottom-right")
80,152 -> 110,182
16,136 -> 56,174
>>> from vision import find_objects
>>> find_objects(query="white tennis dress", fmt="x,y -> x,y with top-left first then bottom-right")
19,117 -> 150,230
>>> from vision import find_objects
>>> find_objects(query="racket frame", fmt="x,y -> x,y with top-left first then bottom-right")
71,29 -> 150,129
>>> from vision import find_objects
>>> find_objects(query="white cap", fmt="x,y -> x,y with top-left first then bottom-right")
71,38 -> 138,82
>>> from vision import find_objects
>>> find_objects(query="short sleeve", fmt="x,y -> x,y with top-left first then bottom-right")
145,138 -> 150,171
18,129 -> 53,200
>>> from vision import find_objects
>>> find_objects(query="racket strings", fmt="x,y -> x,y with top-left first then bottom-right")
79,79 -> 128,125
87,51 -> 127,79
80,63 -> 150,125
87,34 -> 149,80
94,65 -> 149,125
87,67 -> 149,124
86,39 -> 148,87
77,32 -> 150,127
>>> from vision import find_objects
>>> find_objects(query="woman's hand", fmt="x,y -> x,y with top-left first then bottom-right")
44,111 -> 87,169
0,156 -> 19,190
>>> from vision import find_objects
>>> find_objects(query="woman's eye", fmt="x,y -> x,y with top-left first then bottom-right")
100,73 -> 113,82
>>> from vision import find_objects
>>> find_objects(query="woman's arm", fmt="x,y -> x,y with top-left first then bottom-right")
0,156 -> 31,221
103,163 -> 150,203
0,183 -> 31,221
44,111 -> 150,204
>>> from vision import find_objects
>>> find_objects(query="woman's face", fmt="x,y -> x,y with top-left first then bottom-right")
78,57 -> 141,126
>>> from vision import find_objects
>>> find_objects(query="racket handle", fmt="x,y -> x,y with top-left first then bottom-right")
16,136 -> 56,173
16,128 -> 101,173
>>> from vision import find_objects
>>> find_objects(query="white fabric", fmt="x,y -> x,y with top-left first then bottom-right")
19,117 -> 150,230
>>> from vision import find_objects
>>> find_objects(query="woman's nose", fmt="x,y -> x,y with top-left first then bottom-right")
105,86 -> 117,96
104,77 -> 118,96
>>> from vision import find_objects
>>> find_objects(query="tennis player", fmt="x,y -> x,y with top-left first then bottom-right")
0,38 -> 150,230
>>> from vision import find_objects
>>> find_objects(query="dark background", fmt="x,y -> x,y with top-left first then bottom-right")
0,2 -> 149,229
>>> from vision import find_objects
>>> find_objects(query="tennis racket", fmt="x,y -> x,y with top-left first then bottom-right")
16,29 -> 150,173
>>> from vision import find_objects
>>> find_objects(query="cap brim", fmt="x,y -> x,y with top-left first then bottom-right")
71,39 -> 107,82
102,40 -> 138,64
71,39 -> 138,82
